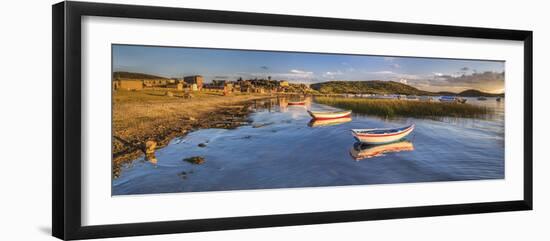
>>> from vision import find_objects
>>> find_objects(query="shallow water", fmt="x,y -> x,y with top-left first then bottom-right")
113,97 -> 504,195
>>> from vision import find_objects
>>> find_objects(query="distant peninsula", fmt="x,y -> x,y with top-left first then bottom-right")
310,80 -> 504,97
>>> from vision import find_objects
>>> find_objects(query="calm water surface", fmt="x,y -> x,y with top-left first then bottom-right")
113,97 -> 504,195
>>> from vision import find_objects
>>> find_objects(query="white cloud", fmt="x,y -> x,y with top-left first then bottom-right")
371,70 -> 395,75
390,63 -> 401,68
324,70 -> 343,76
290,69 -> 313,75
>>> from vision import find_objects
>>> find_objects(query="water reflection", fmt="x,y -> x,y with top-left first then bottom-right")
251,96 -> 312,113
308,117 -> 352,127
349,140 -> 415,161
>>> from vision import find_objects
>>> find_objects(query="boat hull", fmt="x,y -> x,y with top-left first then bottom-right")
352,124 -> 414,144
308,110 -> 352,120
287,101 -> 305,106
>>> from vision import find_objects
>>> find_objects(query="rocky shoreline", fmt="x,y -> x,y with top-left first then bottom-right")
112,97 -> 267,178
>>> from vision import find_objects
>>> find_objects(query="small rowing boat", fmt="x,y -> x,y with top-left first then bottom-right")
287,101 -> 305,106
307,110 -> 352,120
350,140 -> 414,160
308,117 -> 352,127
438,96 -> 467,104
351,124 -> 414,145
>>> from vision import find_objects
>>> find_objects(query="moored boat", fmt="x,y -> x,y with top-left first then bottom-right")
287,101 -> 305,106
439,96 -> 457,103
308,110 -> 352,120
351,124 -> 415,145
350,140 -> 414,160
477,97 -> 487,101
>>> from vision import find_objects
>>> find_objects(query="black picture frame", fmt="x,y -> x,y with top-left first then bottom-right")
52,1 -> 533,240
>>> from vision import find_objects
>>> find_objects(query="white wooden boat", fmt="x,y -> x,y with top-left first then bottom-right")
287,101 -> 306,106
350,140 -> 414,160
351,124 -> 414,144
308,117 -> 352,127
307,110 -> 352,120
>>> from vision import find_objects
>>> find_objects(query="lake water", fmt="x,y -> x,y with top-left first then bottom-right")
112,97 -> 504,195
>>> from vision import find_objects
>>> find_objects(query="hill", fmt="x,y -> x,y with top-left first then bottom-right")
113,71 -> 169,80
310,80 -> 433,95
457,89 -> 504,97
310,80 -> 504,97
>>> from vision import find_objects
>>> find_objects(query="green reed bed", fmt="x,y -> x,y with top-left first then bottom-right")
314,97 -> 491,118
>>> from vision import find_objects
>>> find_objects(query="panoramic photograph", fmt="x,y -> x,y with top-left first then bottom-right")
111,44 -> 505,195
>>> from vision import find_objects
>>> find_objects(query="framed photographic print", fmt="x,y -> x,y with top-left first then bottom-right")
52,1 -> 533,240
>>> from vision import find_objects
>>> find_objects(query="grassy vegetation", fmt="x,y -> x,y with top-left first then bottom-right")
113,89 -> 269,140
314,97 -> 491,118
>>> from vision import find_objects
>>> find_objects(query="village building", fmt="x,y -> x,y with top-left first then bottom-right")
113,78 -> 144,91
279,81 -> 289,87
143,79 -> 168,87
184,75 -> 204,91
212,79 -> 227,86
254,87 -> 265,94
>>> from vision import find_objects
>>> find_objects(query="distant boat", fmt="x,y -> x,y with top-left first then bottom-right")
308,117 -> 352,127
351,124 -> 415,145
439,96 -> 457,102
308,110 -> 352,120
419,96 -> 434,102
287,101 -> 305,106
350,140 -> 414,160
439,96 -> 466,103
477,97 -> 487,101
406,96 -> 419,101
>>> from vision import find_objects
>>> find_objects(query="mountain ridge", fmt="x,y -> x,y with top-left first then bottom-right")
310,80 -> 503,97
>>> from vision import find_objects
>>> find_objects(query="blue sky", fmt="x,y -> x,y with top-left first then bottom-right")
113,44 -> 505,93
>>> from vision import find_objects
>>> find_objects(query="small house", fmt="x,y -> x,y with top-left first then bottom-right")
184,75 -> 204,91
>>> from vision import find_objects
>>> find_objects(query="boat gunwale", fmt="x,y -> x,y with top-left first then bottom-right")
352,124 -> 415,137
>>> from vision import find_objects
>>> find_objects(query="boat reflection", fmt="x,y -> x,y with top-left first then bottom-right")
308,117 -> 352,127
251,96 -> 312,113
349,140 -> 414,161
